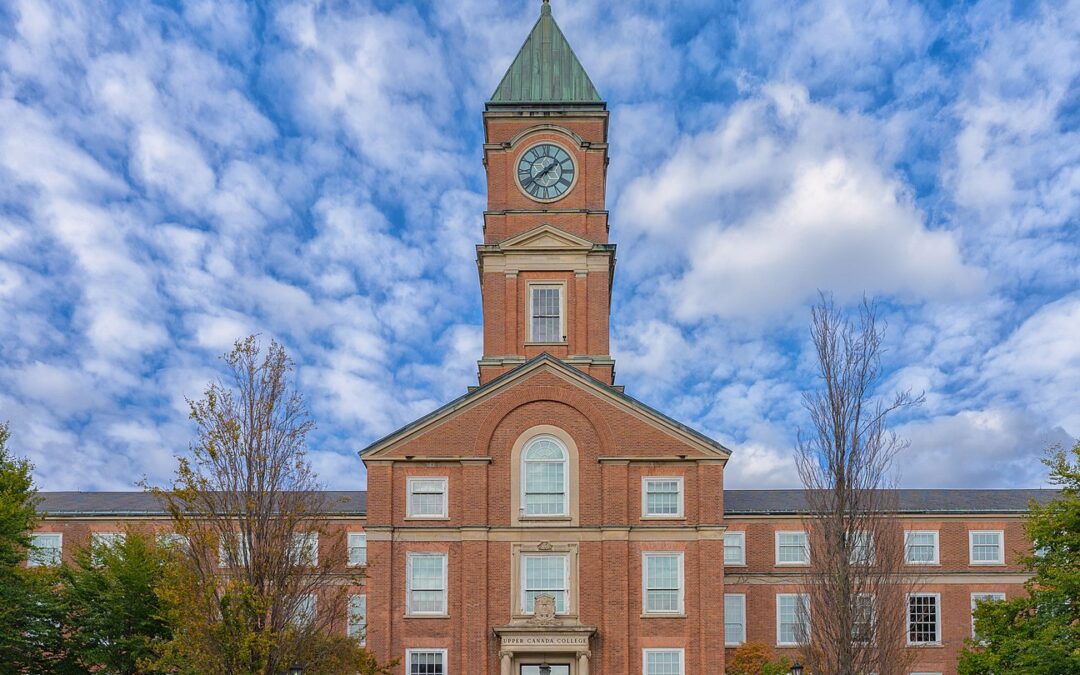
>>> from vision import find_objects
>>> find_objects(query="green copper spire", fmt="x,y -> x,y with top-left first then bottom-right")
488,0 -> 603,106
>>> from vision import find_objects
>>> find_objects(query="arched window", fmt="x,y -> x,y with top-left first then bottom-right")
522,435 -> 568,517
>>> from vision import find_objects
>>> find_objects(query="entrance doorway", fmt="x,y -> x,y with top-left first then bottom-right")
521,666 -> 571,675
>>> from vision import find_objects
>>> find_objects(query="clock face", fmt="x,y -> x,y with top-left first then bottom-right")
517,143 -> 575,201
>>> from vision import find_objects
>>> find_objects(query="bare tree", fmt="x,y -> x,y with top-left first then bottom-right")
794,296 -> 923,675
148,336 -> 379,674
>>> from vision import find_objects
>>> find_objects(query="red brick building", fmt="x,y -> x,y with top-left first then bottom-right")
29,3 -> 1055,674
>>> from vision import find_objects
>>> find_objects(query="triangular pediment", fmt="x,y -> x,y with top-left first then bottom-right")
499,224 -> 594,252
360,354 -> 731,460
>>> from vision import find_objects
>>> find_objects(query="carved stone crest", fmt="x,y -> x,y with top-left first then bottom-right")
531,593 -> 559,625
537,541 -> 553,551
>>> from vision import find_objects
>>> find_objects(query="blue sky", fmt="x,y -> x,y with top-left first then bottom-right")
0,0 -> 1077,491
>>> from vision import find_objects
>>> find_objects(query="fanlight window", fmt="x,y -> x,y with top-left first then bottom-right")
522,436 -> 568,517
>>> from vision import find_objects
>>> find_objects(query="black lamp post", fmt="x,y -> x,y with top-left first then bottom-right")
790,663 -> 804,675
288,665 -> 303,675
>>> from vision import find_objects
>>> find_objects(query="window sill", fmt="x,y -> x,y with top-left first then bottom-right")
905,561 -> 940,566
724,562 -> 747,567
641,612 -> 686,619
524,341 -> 568,346
641,515 -> 686,521
403,613 -> 449,619
518,516 -> 572,522
907,642 -> 943,648
404,516 -> 450,521
725,642 -> 744,648
775,562 -> 810,567
970,561 -> 1005,566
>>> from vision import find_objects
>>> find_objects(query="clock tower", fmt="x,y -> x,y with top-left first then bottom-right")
477,0 -> 616,386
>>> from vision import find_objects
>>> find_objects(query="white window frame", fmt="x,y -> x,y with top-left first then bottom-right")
348,594 -> 367,645
850,530 -> 875,565
775,531 -> 809,566
641,476 -> 684,518
405,552 -> 448,617
290,532 -> 319,566
970,592 -> 1006,639
724,593 -> 746,646
969,530 -> 1005,565
642,648 -> 685,675
520,435 -> 569,518
291,593 -> 316,626
776,593 -> 810,646
907,592 -> 942,645
853,593 -> 876,643
28,533 -> 63,567
520,552 -> 571,615
348,532 -> 367,566
406,648 -> 447,675
904,530 -> 940,565
156,533 -> 187,550
724,531 -> 746,566
218,533 -> 250,568
642,551 -> 685,615
527,282 -> 566,343
91,532 -> 125,565
406,476 -> 449,519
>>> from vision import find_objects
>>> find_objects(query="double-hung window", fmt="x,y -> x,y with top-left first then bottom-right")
291,594 -> 315,626
724,531 -> 745,565
905,531 -> 939,565
643,552 -> 683,614
348,533 -> 367,566
156,533 -> 187,551
407,649 -> 446,675
642,477 -> 683,518
776,531 -> 809,565
407,477 -> 448,519
850,530 -> 874,564
853,593 -> 875,643
522,436 -> 568,517
971,592 -> 1005,640
529,284 -> 563,343
219,533 -> 250,568
969,531 -> 1004,565
407,553 -> 447,615
643,649 -> 684,675
724,593 -> 746,645
29,533 -> 62,567
348,594 -> 367,644
777,593 -> 810,646
908,593 -> 941,644
522,554 -> 568,614
91,532 -> 125,566
290,532 -> 319,566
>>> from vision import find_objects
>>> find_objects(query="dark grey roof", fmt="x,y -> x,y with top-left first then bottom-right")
724,489 -> 1058,515
36,489 -> 1056,517
36,491 -> 367,516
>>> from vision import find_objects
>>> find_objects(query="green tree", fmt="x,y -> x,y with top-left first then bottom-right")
0,422 -> 71,673
959,440 -> 1080,674
61,529 -> 174,673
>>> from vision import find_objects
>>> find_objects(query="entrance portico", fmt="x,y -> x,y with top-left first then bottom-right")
494,620 -> 596,675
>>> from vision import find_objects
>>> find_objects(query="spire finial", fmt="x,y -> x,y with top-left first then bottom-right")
541,0 -> 551,16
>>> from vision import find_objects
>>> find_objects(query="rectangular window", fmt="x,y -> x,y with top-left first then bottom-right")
643,552 -> 684,614
218,534 -> 250,568
850,530 -> 874,564
291,594 -> 315,626
156,533 -> 187,551
724,531 -> 746,566
724,593 -> 746,646
905,531 -> 939,565
28,533 -> 62,567
407,553 -> 447,616
407,649 -> 446,675
529,284 -> 563,343
853,593 -> 875,643
522,554 -> 568,614
290,532 -> 319,566
348,594 -> 367,645
643,648 -> 684,675
91,532 -> 125,565
642,477 -> 683,518
971,592 -> 1006,639
969,531 -> 1004,565
777,593 -> 810,646
776,531 -> 809,565
348,533 -> 367,566
407,477 -> 448,518
908,593 -> 941,644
